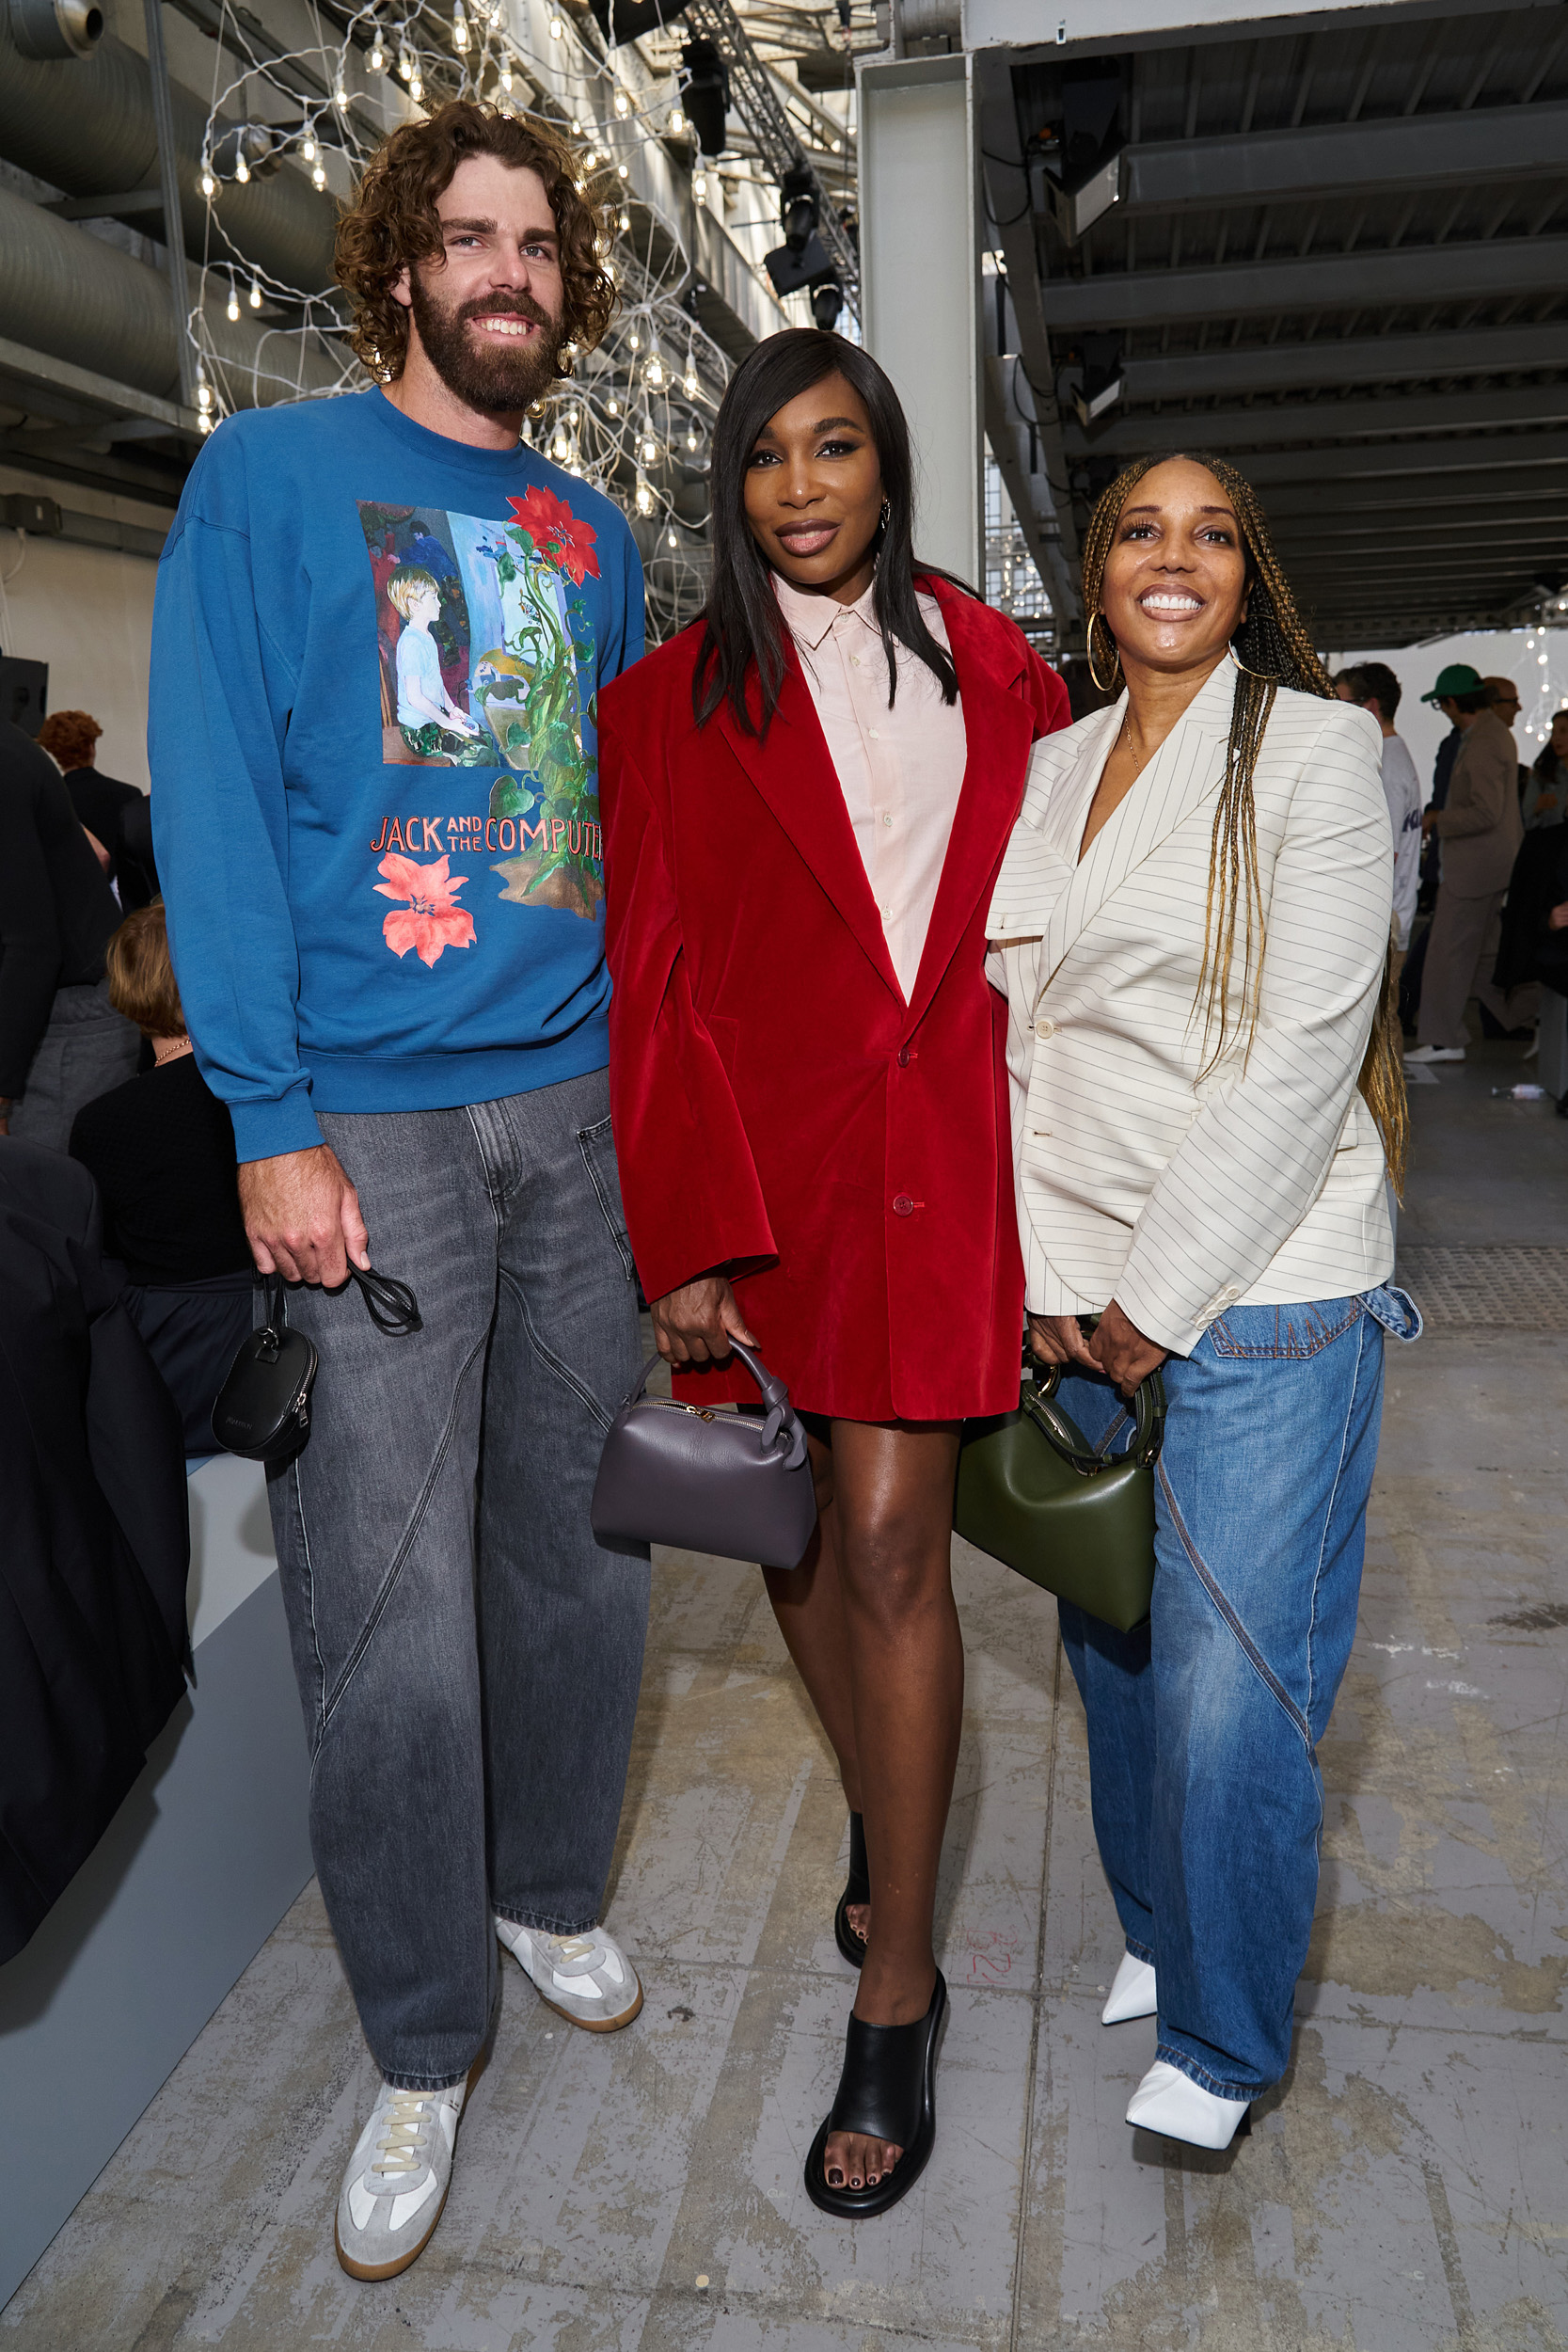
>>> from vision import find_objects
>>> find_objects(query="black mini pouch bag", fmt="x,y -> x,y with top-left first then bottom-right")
211,1265 -> 420,1462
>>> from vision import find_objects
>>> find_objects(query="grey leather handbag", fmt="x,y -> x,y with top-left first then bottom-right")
590,1342 -> 818,1569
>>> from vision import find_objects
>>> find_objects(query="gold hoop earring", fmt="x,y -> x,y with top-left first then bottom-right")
1087,612 -> 1121,695
1227,637 -> 1273,683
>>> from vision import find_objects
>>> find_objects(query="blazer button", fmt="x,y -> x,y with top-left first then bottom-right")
1035,1016 -> 1056,1040
896,1044 -> 911,1067
893,1194 -> 914,1216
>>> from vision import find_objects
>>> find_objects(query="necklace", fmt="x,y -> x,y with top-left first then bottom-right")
153,1035 -> 193,1064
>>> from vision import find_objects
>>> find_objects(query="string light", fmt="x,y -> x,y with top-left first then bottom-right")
606,394 -> 620,417
312,161 -> 326,189
635,475 -> 655,516
617,163 -> 628,180
499,61 -> 513,91
666,528 -> 678,548
570,117 -> 581,134
452,3 -> 468,52
683,366 -> 697,397
628,328 -> 641,350
199,162 -> 214,196
369,36 -> 385,70
408,71 -> 422,102
693,171 -> 707,200
645,353 -> 664,388
333,79 -> 346,107
249,277 -> 262,310
613,87 -> 630,118
226,285 -> 240,321
548,11 -> 563,34
686,428 -> 698,451
234,151 -> 250,183
618,207 -> 630,232
670,106 -> 685,135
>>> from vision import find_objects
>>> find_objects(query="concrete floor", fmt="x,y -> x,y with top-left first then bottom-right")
5,1041 -> 1567,2351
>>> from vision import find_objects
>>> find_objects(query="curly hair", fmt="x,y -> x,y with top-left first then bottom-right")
1082,451 -> 1407,1195
336,101 -> 614,381
37,707 -> 102,770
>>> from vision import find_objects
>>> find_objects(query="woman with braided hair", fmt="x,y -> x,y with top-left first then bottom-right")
987,453 -> 1420,2150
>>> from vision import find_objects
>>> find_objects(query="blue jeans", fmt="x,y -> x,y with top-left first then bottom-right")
264,1069 -> 649,2090
1054,1286 -> 1420,2100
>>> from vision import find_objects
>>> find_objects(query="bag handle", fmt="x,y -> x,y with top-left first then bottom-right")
622,1339 -> 806,1466
256,1263 -> 423,1348
1022,1349 -> 1166,1473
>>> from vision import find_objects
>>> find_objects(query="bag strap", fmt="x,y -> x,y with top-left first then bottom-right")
619,1338 -> 806,1466
255,1263 -> 423,1343
1027,1358 -> 1166,1473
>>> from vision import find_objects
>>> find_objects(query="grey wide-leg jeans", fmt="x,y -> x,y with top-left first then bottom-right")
264,1069 -> 649,2090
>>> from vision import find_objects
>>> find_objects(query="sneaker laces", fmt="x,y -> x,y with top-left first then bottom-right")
550,1933 -> 598,1965
372,2090 -> 435,2179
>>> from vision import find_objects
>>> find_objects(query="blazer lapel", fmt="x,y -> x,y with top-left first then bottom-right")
903,586 -> 1037,1027
987,700 -> 1123,943
715,654 -> 902,1001
1040,660 -> 1236,987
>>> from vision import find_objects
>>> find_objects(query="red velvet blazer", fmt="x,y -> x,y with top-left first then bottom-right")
598,580 -> 1071,1421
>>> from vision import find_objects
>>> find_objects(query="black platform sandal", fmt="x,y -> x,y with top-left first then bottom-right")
833,1811 -> 869,1969
804,1971 -> 946,2218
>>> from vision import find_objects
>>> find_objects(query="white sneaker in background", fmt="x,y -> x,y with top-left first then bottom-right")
495,1916 -> 643,2031
335,2061 -> 481,2280
1126,2058 -> 1250,2150
1101,1950 -> 1158,2025
1402,1043 -> 1465,1064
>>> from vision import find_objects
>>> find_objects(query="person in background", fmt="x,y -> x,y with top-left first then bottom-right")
1335,662 -> 1421,992
1406,663 -> 1533,1063
1417,675 -> 1466,918
1524,710 -> 1568,831
69,902 -> 254,1454
36,709 -> 157,911
0,717 -> 138,1146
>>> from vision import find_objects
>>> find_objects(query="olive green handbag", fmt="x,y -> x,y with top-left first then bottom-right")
954,1346 -> 1166,1633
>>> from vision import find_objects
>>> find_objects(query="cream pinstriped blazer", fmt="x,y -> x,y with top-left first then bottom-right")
985,660 -> 1395,1359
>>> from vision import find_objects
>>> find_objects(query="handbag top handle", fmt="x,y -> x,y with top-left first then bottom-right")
1029,1357 -> 1166,1473
624,1340 -> 800,1458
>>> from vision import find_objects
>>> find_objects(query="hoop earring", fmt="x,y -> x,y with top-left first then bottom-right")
1087,612 -> 1121,695
1227,637 -> 1272,683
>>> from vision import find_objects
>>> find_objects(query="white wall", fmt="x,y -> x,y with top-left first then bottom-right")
1324,628 -> 1568,799
0,462 -> 166,793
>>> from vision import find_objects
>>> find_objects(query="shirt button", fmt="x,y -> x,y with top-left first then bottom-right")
867,728 -> 880,739
851,654 -> 863,667
1035,1016 -> 1056,1040
881,812 -> 894,828
893,1194 -> 914,1216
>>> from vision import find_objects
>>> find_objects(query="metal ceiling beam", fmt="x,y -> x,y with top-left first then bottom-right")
1238,430 -> 1568,485
1261,469 -> 1568,516
1121,99 -> 1568,214
1117,321 -> 1568,405
1063,383 -> 1568,458
1040,233 -> 1568,334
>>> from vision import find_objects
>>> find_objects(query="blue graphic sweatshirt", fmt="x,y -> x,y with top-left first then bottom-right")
150,388 -> 643,1161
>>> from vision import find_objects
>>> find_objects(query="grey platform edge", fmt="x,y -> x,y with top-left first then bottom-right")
0,1456 -> 313,2310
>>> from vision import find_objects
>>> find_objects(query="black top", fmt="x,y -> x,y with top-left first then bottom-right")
62,767 -> 158,911
69,1051 -> 251,1284
0,721 -> 122,1097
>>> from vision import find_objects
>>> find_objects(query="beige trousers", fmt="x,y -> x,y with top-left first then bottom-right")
1417,885 -> 1537,1046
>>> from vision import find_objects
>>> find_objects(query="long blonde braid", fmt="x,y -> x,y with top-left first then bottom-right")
1080,451 -> 1408,1196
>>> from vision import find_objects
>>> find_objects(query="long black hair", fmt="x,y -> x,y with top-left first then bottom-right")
692,327 -> 960,737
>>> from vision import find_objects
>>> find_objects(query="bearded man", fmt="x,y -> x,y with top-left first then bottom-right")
150,103 -> 650,2279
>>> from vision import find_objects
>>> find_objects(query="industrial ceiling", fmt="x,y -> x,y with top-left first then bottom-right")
977,0 -> 1568,651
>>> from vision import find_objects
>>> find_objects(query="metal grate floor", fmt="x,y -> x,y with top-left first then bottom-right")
1395,1245 -> 1568,1330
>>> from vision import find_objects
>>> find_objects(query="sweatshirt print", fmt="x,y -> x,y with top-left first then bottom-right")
150,388 -> 643,1161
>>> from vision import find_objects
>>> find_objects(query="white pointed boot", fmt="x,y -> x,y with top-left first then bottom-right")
1126,2060 -> 1250,2150
1101,1951 -> 1158,2025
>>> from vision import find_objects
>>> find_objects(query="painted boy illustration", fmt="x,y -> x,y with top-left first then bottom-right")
388,564 -> 488,761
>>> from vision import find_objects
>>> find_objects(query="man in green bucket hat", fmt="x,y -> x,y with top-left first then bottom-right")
1405,663 -> 1532,1063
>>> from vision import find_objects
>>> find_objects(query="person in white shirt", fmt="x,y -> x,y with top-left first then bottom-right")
1334,662 -> 1421,987
988,453 -> 1421,2154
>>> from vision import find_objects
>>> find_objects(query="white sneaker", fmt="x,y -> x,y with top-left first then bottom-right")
1126,2058 -> 1250,2150
495,1916 -> 643,2032
335,2058 -> 482,2280
1403,1043 -> 1465,1064
1101,1950 -> 1158,2025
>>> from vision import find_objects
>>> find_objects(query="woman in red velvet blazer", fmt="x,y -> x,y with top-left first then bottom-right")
599,330 -> 1069,2218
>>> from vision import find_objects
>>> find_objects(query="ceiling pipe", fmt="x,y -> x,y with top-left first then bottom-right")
0,7 -> 339,295
0,179 -> 343,410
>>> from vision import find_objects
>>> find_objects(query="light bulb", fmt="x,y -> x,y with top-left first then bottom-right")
693,170 -> 706,200
551,428 -> 569,460
249,278 -> 262,309
452,8 -> 468,50
645,355 -> 664,387
549,11 -> 563,34
409,72 -> 422,101
617,163 -> 628,180
635,476 -> 654,516
670,106 -> 685,134
618,207 -> 629,231
686,429 -> 697,451
606,395 -> 619,417
198,382 -> 212,408
614,87 -> 630,117
333,80 -> 346,106
227,287 -> 240,320
628,328 -> 640,350
641,437 -> 657,463
302,135 -> 317,160
200,165 -> 215,196
571,117 -> 581,133
312,162 -> 326,189
683,368 -> 697,396
369,38 -> 385,69
198,410 -> 213,434
234,151 -> 250,183
582,147 -> 595,168
399,45 -> 412,79
499,63 -> 512,90
666,529 -> 677,548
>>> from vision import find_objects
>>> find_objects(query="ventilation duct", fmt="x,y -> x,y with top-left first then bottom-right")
0,181 -> 342,409
8,0 -> 102,58
0,9 -> 337,293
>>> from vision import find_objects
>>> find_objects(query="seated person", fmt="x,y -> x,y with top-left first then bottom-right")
69,902 -> 255,1454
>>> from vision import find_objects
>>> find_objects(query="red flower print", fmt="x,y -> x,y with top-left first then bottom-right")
373,851 -> 476,967
507,485 -> 600,586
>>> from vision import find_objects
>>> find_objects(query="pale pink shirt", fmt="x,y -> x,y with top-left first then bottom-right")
774,574 -> 968,1001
